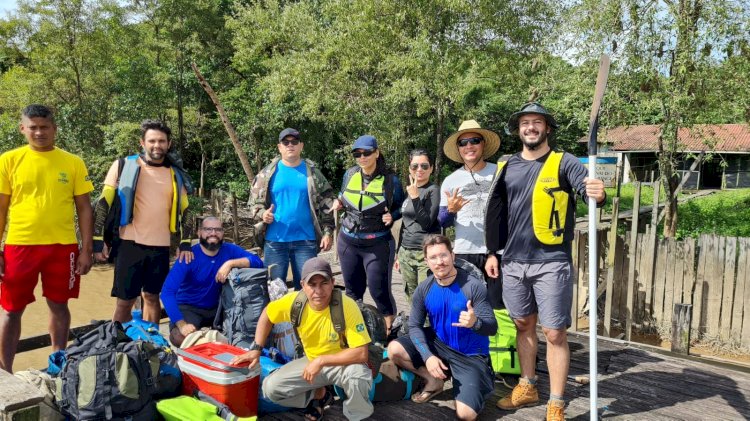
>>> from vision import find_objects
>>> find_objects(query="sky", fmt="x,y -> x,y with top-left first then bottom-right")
0,0 -> 17,14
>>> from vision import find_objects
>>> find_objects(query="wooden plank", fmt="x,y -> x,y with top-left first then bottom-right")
570,230 -> 582,331
672,240 -> 686,306
692,234 -> 709,337
681,237 -> 696,342
720,237 -> 737,342
603,197 -> 620,336
663,238 -> 676,325
652,238 -> 668,325
671,303 -> 692,355
615,235 -> 629,322
577,231 -> 588,319
625,182 -> 641,340
742,237 -> 750,350
643,225 -> 657,323
634,233 -> 647,325
732,238 -> 749,345
705,235 -> 725,338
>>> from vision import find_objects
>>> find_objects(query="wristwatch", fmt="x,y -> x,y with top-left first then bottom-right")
247,341 -> 262,352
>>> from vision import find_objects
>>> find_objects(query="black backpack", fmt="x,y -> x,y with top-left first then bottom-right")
214,267 -> 270,348
55,322 -> 159,420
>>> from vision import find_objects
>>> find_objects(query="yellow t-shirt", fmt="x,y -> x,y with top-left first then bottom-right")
0,146 -> 93,245
267,292 -> 372,360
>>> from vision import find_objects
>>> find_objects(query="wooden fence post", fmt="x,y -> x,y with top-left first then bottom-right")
625,182 -> 641,341
671,303 -> 692,355
603,197 -> 620,337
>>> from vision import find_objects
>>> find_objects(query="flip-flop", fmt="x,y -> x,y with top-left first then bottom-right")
411,387 -> 443,404
303,389 -> 334,421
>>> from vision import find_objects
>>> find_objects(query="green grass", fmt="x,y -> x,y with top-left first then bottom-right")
576,186 -> 750,239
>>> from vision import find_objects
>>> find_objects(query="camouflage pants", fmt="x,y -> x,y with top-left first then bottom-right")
398,248 -> 429,303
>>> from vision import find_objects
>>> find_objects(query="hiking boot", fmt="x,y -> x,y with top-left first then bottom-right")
496,378 -> 539,410
546,399 -> 565,421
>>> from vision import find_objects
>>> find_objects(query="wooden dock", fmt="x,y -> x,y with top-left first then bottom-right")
262,260 -> 750,420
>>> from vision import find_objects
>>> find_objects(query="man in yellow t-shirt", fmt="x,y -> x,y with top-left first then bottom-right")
231,257 -> 373,421
0,104 -> 94,373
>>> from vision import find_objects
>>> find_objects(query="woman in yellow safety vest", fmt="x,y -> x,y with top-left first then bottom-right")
334,135 -> 405,331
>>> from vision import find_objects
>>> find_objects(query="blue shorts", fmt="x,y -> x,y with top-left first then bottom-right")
501,260 -> 574,329
395,333 -> 494,413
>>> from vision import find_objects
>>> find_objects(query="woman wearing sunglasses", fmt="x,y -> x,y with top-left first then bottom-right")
394,149 -> 440,302
335,135 -> 405,331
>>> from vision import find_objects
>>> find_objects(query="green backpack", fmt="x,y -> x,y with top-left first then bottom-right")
489,308 -> 521,375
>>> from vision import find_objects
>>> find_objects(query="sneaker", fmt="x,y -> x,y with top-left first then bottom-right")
496,378 -> 540,410
546,400 -> 565,421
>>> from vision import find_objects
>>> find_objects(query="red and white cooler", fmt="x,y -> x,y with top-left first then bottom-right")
177,342 -> 260,417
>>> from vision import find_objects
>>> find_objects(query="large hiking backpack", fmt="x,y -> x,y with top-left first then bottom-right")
290,290 -> 385,374
489,308 -> 520,375
215,267 -> 270,348
55,322 -> 159,420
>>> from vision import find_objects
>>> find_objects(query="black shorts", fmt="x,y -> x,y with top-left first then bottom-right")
395,333 -> 495,413
168,304 -> 218,332
111,240 -> 170,300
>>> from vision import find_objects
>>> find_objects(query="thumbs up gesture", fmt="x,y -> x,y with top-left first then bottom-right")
262,204 -> 276,224
452,300 -> 477,329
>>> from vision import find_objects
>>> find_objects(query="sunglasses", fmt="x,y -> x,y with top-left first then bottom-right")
457,137 -> 483,147
280,139 -> 300,146
352,150 -> 375,158
409,163 -> 430,170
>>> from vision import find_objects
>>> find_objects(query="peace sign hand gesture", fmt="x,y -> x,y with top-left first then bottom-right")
406,175 -> 419,199
445,188 -> 470,214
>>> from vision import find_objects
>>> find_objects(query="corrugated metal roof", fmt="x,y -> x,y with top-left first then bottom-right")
582,124 -> 750,152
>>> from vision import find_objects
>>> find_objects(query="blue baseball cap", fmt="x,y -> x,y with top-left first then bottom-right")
351,135 -> 378,151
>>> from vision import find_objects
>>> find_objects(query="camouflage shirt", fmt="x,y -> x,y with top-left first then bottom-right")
249,157 -> 336,242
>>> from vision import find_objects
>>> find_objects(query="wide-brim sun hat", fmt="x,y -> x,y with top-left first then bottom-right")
507,102 -> 559,134
443,120 -> 501,163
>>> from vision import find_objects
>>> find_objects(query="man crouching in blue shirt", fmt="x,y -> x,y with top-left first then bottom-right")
387,234 -> 497,420
161,217 -> 264,346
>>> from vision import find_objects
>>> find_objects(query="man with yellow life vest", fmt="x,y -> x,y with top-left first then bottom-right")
333,135 -> 405,332
484,102 -> 605,421
93,120 -> 194,324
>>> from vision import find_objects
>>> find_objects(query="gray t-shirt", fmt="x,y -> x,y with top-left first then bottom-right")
502,151 -> 592,262
399,182 -> 440,250
439,162 -> 497,254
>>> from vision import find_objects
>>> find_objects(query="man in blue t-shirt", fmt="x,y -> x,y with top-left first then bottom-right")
249,128 -> 336,290
387,234 -> 497,421
161,217 -> 263,346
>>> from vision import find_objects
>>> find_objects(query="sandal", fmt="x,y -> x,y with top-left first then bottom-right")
411,386 -> 443,404
303,388 -> 334,421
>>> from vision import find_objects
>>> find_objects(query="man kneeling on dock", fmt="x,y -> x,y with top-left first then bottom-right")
387,234 -> 497,421
160,217 -> 263,347
231,257 -> 373,421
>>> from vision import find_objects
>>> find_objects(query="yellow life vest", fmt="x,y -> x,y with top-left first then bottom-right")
496,151 -> 568,245
342,171 -> 386,211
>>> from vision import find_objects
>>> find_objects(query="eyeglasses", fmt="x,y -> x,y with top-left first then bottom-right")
202,227 -> 224,233
457,137 -> 483,147
409,163 -> 430,170
280,139 -> 300,146
352,150 -> 375,158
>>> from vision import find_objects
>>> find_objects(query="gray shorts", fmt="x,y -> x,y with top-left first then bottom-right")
501,260 -> 574,329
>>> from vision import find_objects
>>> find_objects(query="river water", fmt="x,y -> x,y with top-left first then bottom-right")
12,264 -> 118,371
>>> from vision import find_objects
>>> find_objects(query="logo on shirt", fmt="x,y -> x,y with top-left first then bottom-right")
58,172 -> 69,184
355,323 -> 365,332
84,175 -> 91,182
328,333 -> 339,342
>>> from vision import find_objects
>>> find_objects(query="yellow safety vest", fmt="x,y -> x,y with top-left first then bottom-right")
496,151 -> 568,245
341,170 -> 389,233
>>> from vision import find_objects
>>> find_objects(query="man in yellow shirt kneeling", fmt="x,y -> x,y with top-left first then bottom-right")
231,257 -> 373,421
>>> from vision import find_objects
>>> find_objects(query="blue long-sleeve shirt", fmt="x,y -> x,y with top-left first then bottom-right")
161,243 -> 263,323
408,267 -> 497,361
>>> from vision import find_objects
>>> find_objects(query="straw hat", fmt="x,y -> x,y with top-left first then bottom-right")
443,120 -> 501,163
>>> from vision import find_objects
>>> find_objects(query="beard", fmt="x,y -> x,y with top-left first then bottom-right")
520,129 -> 549,151
200,236 -> 223,251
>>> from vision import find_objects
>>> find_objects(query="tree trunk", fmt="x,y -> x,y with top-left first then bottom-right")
434,105 -> 445,183
191,62 -> 255,184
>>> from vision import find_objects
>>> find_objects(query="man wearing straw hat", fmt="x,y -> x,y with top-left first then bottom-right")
484,102 -> 605,420
438,120 -> 504,309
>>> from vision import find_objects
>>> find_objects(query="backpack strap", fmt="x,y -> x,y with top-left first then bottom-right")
329,289 -> 347,348
290,291 -> 308,358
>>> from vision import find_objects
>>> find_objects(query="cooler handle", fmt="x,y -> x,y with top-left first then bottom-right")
174,347 -> 250,375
